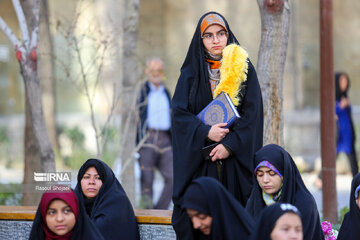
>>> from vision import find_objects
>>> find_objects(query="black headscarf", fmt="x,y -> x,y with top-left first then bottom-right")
337,173 -> 360,240
29,188 -> 104,240
74,159 -> 139,240
250,203 -> 302,240
335,72 -> 350,101
183,177 -> 254,240
171,11 -> 263,239
246,144 -> 324,240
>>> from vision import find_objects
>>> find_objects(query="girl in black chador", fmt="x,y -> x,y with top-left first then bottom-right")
337,173 -> 360,239
29,188 -> 104,240
250,203 -> 303,240
171,11 -> 263,239
75,159 -> 139,240
183,177 -> 254,240
246,144 -> 324,240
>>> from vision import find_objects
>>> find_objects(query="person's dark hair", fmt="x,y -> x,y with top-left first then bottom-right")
335,72 -> 350,101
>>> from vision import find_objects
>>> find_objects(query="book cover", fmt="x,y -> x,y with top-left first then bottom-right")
197,92 -> 241,160
196,92 -> 240,128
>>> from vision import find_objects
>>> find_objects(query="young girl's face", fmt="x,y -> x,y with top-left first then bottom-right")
339,74 -> 349,92
46,199 -> 76,236
186,208 -> 213,235
270,212 -> 303,240
202,24 -> 228,56
81,166 -> 103,199
256,166 -> 282,195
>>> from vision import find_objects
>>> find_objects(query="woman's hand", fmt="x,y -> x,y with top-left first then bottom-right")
340,97 -> 350,109
207,123 -> 229,142
210,144 -> 230,162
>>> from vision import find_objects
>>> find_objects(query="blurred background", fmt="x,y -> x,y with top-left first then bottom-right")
0,0 -> 359,214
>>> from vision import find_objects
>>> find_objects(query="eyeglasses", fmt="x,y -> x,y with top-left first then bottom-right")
201,30 -> 228,42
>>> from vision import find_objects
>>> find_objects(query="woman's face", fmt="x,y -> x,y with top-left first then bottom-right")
46,199 -> 76,236
81,166 -> 103,199
256,166 -> 282,195
270,212 -> 303,240
339,74 -> 348,92
202,24 -> 228,56
186,208 -> 213,235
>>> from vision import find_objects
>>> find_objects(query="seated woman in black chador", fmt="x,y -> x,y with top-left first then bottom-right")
74,159 -> 139,240
29,188 -> 104,240
250,203 -> 303,240
182,177 -> 254,240
246,144 -> 324,240
171,11 -> 263,240
337,173 -> 360,239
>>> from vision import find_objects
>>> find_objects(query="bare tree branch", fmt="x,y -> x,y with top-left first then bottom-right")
100,79 -> 122,155
73,37 -> 101,154
0,17 -> 25,53
119,82 -> 141,176
30,0 -> 40,49
12,0 -> 30,49
120,132 -> 148,176
91,42 -> 107,105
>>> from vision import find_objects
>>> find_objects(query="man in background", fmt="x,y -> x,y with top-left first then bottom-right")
136,58 -> 173,209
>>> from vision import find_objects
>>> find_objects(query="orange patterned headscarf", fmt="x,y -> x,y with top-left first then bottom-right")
200,13 -> 227,35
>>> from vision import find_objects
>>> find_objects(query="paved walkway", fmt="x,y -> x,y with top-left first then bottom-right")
302,172 -> 352,218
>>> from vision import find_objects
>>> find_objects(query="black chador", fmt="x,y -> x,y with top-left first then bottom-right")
183,177 -> 254,240
171,11 -> 263,240
246,144 -> 324,240
29,189 -> 104,240
75,159 -> 139,240
337,173 -> 360,240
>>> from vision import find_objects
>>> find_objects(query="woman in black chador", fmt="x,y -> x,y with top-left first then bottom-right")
171,11 -> 263,239
246,144 -> 324,240
182,177 -> 254,240
29,188 -> 104,240
337,173 -> 360,239
74,159 -> 139,240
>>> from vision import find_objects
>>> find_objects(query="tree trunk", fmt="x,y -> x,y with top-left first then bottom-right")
22,101 -> 42,205
256,0 -> 290,146
20,55 -> 55,172
121,0 -> 141,205
38,0 -> 57,149
19,0 -> 55,205
16,0 -> 55,205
